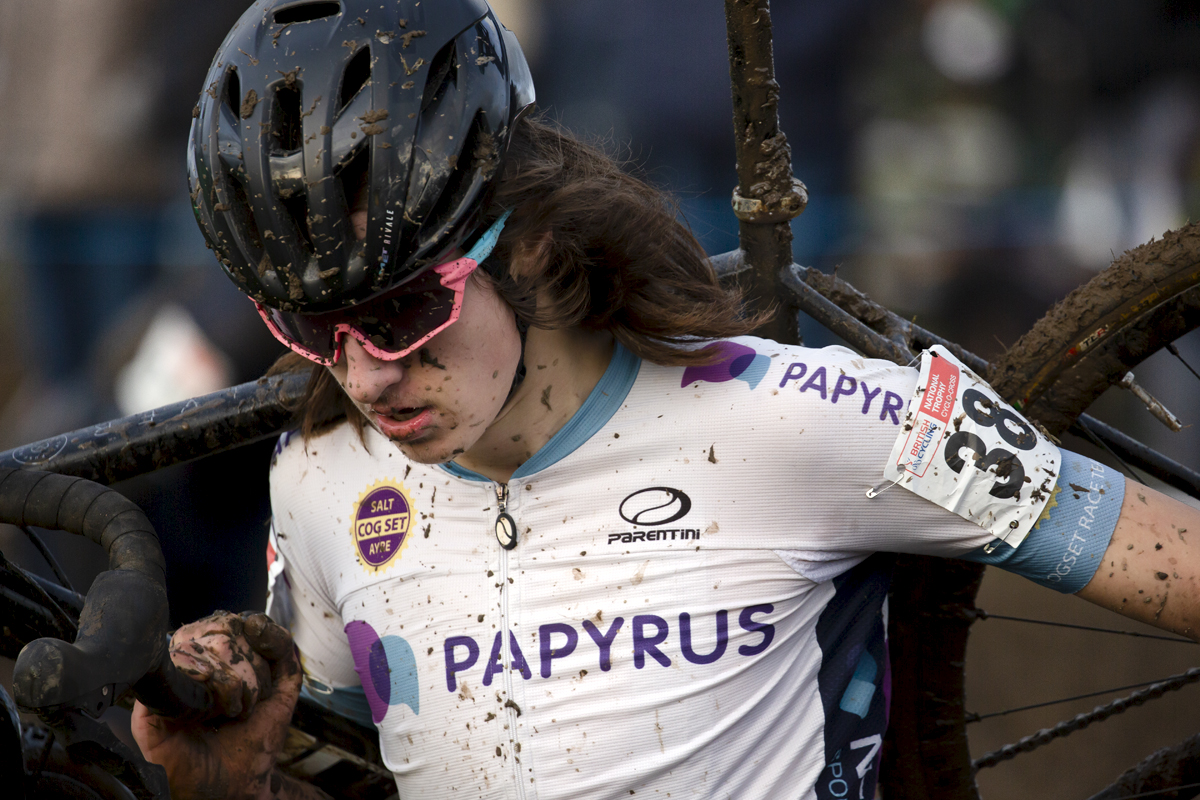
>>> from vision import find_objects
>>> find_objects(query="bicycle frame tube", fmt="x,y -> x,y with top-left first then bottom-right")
0,372 -> 308,486
723,0 -> 807,346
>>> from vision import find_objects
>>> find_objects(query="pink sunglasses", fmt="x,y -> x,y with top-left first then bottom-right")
255,256 -> 478,367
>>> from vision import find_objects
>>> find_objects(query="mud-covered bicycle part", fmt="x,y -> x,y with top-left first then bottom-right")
969,226 -> 1200,799
1086,733 -> 1200,800
872,250 -> 1200,797
0,468 -> 227,799
2,696 -> 167,800
990,220 -> 1200,438
19,723 -> 136,800
0,468 -> 213,722
722,0 -> 807,348
727,238 -> 1200,797
0,373 -> 308,484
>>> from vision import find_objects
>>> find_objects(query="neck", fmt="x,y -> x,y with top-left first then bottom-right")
454,326 -> 615,483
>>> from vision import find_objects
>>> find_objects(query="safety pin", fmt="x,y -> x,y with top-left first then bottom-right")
865,479 -> 900,499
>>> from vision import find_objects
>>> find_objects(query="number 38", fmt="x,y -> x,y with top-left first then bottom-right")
942,388 -> 1037,499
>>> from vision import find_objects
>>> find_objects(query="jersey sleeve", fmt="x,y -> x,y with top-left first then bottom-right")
265,520 -> 358,688
766,345 -> 998,559
763,344 -> 1121,591
266,432 -> 371,725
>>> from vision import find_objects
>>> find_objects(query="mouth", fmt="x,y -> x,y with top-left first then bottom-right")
380,406 -> 425,422
372,405 -> 436,441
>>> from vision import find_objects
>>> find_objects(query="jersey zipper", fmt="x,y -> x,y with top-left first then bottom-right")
494,483 -> 518,550
495,481 -> 528,798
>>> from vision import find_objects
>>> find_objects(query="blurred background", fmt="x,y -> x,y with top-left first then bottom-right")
1,0 -> 1200,797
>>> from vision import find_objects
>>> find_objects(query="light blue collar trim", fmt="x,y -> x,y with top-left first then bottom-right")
441,342 -> 641,482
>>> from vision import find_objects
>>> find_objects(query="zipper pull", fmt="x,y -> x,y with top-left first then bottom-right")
494,483 -> 518,550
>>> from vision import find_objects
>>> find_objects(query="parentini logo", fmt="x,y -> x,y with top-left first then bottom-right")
351,480 -> 414,574
681,341 -> 771,390
619,487 -> 693,526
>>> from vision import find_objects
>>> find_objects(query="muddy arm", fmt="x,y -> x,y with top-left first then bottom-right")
1077,479 -> 1200,641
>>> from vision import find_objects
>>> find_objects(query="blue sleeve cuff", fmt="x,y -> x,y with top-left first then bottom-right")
960,449 -> 1125,593
300,682 -> 375,728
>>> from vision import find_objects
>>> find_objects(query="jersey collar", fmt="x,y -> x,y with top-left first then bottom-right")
440,342 -> 641,482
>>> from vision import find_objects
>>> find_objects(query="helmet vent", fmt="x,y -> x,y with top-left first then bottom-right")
272,85 -> 304,153
420,41 -> 459,115
336,145 -> 369,226
422,112 -> 487,242
339,47 -> 372,111
228,175 -> 264,253
224,68 -> 242,119
280,191 -> 315,254
274,2 -> 341,25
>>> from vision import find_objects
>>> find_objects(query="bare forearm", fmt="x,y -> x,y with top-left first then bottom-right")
1077,478 -> 1200,640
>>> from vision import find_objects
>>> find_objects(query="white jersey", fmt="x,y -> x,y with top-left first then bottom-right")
264,338 -> 1070,799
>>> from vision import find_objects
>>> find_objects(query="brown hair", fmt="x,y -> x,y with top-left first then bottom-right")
270,112 -> 769,438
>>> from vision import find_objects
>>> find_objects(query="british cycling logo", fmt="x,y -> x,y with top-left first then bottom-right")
346,620 -> 419,721
351,480 -> 415,574
610,486 -> 699,544
681,340 -> 771,390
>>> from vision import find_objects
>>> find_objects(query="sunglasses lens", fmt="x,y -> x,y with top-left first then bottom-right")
259,308 -> 338,363
360,279 -> 456,353
259,268 -> 459,364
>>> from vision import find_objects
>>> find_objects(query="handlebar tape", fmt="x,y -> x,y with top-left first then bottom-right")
0,468 -> 213,718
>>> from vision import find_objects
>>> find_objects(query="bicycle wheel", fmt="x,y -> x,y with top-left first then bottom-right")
883,222 -> 1200,800
989,221 -> 1200,438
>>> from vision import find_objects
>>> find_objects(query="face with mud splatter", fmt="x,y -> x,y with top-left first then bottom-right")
334,178 -> 522,462
328,273 -> 523,464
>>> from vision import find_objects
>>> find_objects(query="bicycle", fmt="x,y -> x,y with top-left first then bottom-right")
724,2 -> 1200,796
2,208 -> 1198,800
3,1 -> 1200,798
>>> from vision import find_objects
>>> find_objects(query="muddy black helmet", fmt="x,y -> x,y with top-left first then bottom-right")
188,0 -> 535,312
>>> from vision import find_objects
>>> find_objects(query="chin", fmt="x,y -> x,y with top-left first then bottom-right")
390,437 -> 464,466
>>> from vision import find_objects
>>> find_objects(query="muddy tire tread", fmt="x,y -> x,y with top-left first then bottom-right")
989,221 -> 1200,436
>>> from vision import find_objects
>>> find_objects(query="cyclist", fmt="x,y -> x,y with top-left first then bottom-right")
132,1 -> 1200,798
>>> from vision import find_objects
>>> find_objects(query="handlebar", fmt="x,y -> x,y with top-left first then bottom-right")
0,467 -> 214,720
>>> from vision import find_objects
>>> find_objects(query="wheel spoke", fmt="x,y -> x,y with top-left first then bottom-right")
1075,416 -> 1149,485
1166,342 -> 1200,383
971,609 -> 1197,644
967,678 -> 1178,723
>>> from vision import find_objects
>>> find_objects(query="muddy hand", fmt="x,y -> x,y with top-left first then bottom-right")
132,611 -> 305,800
168,610 -> 275,719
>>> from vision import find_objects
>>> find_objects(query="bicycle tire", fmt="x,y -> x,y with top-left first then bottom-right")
989,220 -> 1200,438
883,223 -> 1200,800
979,226 -> 1200,798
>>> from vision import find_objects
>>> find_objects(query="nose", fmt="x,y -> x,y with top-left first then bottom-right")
338,335 -> 408,405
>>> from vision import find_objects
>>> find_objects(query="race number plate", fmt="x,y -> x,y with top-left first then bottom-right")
884,346 -> 1060,547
